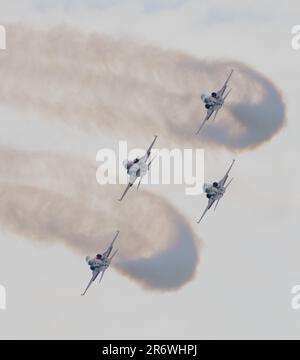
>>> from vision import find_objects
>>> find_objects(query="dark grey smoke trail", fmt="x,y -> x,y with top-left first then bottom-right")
0,24 -> 286,150
118,224 -> 199,290
0,149 -> 199,290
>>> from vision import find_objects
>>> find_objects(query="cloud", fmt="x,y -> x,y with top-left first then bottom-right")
0,23 -> 286,290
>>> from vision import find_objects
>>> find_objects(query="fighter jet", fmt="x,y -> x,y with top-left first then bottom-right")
196,69 -> 234,134
81,230 -> 120,296
197,160 -> 235,224
119,135 -> 158,201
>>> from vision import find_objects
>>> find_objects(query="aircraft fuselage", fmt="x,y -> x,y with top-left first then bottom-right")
205,184 -> 226,200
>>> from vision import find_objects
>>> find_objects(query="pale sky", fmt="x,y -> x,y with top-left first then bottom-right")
0,0 -> 299,339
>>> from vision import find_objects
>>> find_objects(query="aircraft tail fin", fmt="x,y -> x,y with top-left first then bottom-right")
99,270 -> 106,284
225,177 -> 234,189
109,249 -> 118,262
214,199 -> 220,211
223,88 -> 232,101
212,109 -> 219,122
148,152 -> 159,169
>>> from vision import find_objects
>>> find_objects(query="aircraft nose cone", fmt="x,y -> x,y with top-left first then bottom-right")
203,183 -> 210,191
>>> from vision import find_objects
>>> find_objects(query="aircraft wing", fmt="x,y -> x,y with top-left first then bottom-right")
81,268 -> 100,296
217,69 -> 234,98
118,170 -> 138,201
118,182 -> 134,201
197,197 -> 215,223
144,135 -> 158,161
102,231 -> 120,258
196,108 -> 214,134
218,159 -> 235,188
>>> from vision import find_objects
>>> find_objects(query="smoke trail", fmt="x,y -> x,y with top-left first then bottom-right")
0,24 -> 286,150
0,148 -> 199,290
118,223 -> 199,290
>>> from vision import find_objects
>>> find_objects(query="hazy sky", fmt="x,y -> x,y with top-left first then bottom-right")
0,0 -> 299,339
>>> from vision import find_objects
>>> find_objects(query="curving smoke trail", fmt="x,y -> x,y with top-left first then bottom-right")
0,148 -> 199,290
118,223 -> 199,290
0,24 -> 286,150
